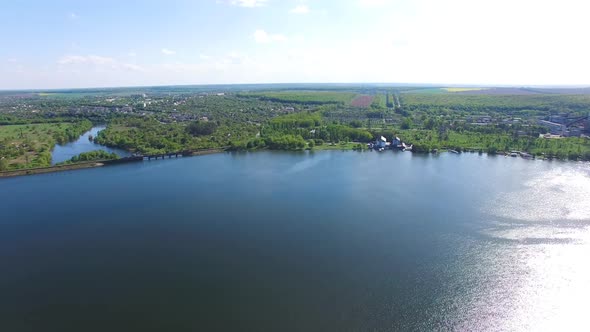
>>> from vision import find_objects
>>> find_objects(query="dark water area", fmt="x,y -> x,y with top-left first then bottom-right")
1,151 -> 589,331
51,126 -> 131,165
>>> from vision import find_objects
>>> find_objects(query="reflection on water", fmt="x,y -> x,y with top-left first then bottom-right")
286,151 -> 332,174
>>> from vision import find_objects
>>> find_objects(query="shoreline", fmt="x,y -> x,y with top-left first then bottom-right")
0,148 -> 225,179
0,161 -> 107,178
1,148 -> 584,179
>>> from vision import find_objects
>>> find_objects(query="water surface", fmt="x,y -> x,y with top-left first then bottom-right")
51,126 -> 130,165
1,151 -> 589,331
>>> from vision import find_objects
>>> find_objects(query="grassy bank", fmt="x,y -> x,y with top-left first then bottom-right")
311,142 -> 363,150
0,161 -> 105,178
0,148 -> 227,179
0,121 -> 92,170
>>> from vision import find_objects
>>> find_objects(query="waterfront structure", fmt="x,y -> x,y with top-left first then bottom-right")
376,136 -> 387,149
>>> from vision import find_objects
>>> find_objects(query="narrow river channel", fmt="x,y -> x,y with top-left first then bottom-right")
51,126 -> 131,165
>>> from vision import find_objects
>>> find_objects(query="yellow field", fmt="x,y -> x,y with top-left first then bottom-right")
442,87 -> 487,92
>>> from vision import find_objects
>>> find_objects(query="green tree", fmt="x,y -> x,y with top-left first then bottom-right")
349,120 -> 362,128
187,121 -> 218,136
0,158 -> 8,171
400,118 -> 413,130
423,117 -> 436,130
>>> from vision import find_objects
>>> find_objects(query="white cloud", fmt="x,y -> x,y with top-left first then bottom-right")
7,58 -> 18,63
68,12 -> 79,19
224,51 -> 248,65
127,52 -> 137,57
122,63 -> 144,71
161,48 -> 176,55
231,0 -> 268,7
57,55 -> 144,72
358,0 -> 389,7
253,29 -> 287,43
290,5 -> 310,14
6,0 -> 590,89
58,55 -> 115,66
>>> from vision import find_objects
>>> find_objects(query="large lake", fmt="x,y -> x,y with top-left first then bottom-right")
1,151 -> 589,331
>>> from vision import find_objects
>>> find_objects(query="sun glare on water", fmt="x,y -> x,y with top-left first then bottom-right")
479,163 -> 590,331
490,164 -> 590,222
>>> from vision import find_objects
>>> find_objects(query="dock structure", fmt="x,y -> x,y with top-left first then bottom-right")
101,149 -> 221,164
144,152 -> 182,161
141,148 -> 225,161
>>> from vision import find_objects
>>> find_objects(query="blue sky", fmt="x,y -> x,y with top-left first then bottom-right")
1,0 -> 589,89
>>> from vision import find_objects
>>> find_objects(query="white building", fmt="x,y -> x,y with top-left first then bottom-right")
376,136 -> 387,149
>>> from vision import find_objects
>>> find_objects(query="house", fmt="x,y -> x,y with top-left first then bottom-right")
474,116 -> 492,123
391,137 -> 402,148
565,128 -> 582,137
549,115 -> 567,124
375,136 -> 387,149
538,120 -> 566,136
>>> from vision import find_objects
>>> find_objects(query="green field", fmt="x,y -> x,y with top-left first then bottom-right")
371,94 -> 387,108
0,121 -> 92,170
238,91 -> 357,105
442,87 -> 488,93
400,93 -> 590,114
401,88 -> 447,94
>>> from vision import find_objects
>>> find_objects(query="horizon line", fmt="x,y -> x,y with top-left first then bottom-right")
2,82 -> 590,92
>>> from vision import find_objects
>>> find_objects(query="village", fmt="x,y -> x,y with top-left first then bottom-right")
465,113 -> 590,138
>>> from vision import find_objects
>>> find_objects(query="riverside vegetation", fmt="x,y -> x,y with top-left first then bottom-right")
1,85 -> 589,172
0,120 -> 92,170
56,150 -> 120,165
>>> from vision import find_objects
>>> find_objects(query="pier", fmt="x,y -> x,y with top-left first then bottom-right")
144,153 -> 182,161
141,148 -> 225,161
105,148 -> 225,164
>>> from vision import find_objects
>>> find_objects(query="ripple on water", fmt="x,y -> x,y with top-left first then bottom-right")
469,163 -> 590,331
486,164 -> 590,222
